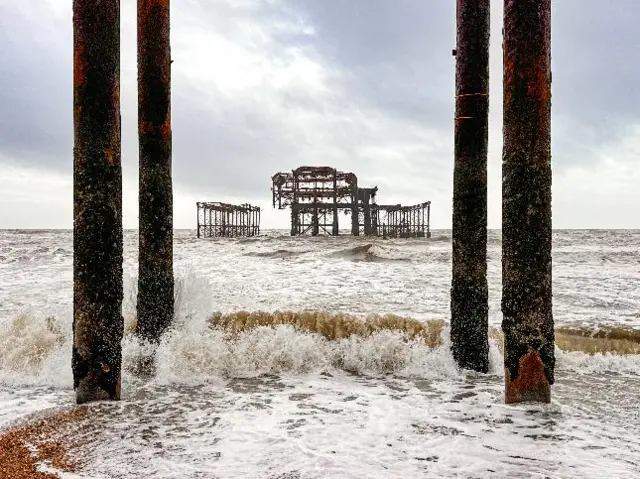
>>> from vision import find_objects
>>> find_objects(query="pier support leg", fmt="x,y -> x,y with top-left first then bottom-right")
372,209 -> 378,236
136,0 -> 174,344
502,0 -> 554,404
363,196 -> 372,236
72,0 -> 123,404
332,173 -> 339,235
312,207 -> 319,236
351,193 -> 359,236
290,206 -> 298,236
451,0 -> 490,373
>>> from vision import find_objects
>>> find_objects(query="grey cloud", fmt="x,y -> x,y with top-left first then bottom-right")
288,0 -> 456,131
0,7 -> 72,169
171,83 -> 298,197
1,0 -> 640,199
289,0 -> 640,167
553,0 -> 640,124
550,0 -> 640,164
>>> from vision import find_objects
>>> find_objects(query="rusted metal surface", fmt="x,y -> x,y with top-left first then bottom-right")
502,0 -> 554,403
504,350 -> 550,404
450,0 -> 490,373
136,0 -> 174,344
271,166 -> 430,237
197,202 -> 261,238
72,0 -> 123,404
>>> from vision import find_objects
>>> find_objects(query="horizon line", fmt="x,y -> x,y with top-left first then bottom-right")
1,228 -> 638,232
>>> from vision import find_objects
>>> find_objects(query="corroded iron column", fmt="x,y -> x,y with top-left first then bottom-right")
351,188 -> 359,236
72,0 -> 123,404
451,0 -> 490,372
502,0 -> 554,404
332,171 -> 339,235
136,0 -> 174,343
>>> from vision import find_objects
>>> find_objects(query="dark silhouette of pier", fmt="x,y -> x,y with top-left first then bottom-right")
271,166 -> 431,238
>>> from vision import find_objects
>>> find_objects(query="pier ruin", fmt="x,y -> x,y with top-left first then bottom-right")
271,166 -> 431,238
196,202 -> 261,238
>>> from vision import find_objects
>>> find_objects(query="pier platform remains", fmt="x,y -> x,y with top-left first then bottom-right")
196,202 -> 261,238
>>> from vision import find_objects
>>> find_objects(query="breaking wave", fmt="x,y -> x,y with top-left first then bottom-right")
241,242 -> 418,263
151,325 -> 460,383
326,243 -> 412,262
244,249 -> 311,259
1,306 -> 639,390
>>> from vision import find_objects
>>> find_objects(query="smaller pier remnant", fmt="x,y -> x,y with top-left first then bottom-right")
197,202 -> 261,238
375,202 -> 432,238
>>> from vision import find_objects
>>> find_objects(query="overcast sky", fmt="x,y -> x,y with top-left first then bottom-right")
1,0 -> 638,230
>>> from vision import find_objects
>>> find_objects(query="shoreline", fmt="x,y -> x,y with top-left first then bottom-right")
0,407 -> 88,479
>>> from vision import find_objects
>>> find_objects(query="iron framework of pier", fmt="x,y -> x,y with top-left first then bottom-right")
375,201 -> 431,238
271,166 -> 431,237
196,202 -> 261,238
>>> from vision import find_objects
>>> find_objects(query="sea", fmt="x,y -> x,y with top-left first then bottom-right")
0,229 -> 639,478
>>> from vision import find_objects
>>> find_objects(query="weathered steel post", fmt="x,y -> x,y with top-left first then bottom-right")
450,0 -> 490,372
196,202 -> 201,238
351,187 -> 359,236
136,0 -> 174,343
502,0 -> 554,403
332,171 -> 339,235
72,0 -> 123,404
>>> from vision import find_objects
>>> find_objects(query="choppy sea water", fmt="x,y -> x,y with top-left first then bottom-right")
1,229 -> 639,478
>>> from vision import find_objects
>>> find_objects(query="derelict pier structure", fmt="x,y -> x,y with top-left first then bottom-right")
196,202 -> 261,238
271,166 -> 431,238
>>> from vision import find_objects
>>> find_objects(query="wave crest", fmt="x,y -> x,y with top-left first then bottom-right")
1,307 -> 639,388
0,314 -> 66,374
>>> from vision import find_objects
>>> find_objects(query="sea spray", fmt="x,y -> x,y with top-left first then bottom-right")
152,324 -> 459,382
2,309 -> 640,387
0,314 -> 65,374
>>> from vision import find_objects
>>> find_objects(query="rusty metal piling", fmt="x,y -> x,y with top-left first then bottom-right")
72,0 -> 123,404
502,0 -> 554,403
451,0 -> 490,373
136,0 -> 174,344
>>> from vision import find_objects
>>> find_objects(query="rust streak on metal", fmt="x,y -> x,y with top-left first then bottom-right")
137,0 -> 171,139
139,118 -> 171,139
73,41 -> 86,88
502,0 -> 554,404
139,0 -> 169,14
504,350 -> 551,404
105,77 -> 120,166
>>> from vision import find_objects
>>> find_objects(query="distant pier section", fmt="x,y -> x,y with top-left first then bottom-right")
377,202 -> 431,239
271,166 -> 431,237
197,202 -> 261,238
